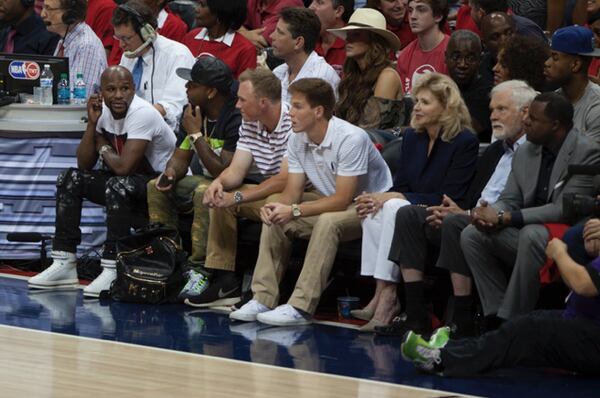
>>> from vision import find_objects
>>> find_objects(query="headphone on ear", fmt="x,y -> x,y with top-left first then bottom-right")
119,3 -> 157,45
21,0 -> 35,8
61,0 -> 81,25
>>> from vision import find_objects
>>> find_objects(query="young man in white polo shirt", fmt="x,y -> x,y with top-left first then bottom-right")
271,7 -> 340,103
230,78 -> 392,326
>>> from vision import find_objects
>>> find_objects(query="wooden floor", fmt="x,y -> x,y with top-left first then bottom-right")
0,325 -> 473,398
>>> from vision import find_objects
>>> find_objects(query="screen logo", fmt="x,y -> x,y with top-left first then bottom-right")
8,61 -> 41,80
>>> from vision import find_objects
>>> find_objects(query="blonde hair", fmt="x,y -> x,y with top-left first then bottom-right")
239,68 -> 281,103
410,73 -> 473,142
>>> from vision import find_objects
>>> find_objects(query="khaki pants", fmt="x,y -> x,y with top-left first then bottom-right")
252,192 -> 362,315
205,184 -> 269,271
147,175 -> 211,267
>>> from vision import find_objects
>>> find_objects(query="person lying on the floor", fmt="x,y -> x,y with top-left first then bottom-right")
400,236 -> 600,376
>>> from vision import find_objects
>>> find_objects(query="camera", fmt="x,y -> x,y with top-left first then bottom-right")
563,193 -> 600,220
562,164 -> 600,220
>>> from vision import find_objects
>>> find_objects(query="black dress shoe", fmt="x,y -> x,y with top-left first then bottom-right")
374,313 -> 432,337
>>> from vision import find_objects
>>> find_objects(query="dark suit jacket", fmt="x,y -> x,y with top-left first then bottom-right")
0,13 -> 59,56
495,128 -> 600,224
391,128 -> 479,207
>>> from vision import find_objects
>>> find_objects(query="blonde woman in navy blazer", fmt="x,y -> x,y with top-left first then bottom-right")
354,73 -> 479,332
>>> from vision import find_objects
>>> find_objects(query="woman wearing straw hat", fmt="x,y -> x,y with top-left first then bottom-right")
329,8 -> 405,131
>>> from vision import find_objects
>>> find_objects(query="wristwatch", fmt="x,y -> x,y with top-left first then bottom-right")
98,144 -> 113,162
497,209 -> 505,226
189,131 -> 203,144
291,203 -> 302,218
233,191 -> 244,204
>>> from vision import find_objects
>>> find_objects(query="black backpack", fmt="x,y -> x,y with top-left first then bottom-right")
110,224 -> 187,304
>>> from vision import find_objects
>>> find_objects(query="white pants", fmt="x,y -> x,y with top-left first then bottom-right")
360,198 -> 410,282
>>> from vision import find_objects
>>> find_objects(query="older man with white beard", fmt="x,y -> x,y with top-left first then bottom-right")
381,80 -> 536,338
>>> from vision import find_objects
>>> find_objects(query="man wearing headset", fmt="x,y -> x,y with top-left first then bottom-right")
0,0 -> 59,55
113,0 -> 194,131
41,0 -> 107,95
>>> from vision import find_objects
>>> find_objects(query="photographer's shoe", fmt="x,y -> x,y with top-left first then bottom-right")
401,331 -> 444,374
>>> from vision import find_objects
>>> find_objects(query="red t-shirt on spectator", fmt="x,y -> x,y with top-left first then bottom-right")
109,8 -> 188,66
455,4 -> 481,37
86,0 -> 117,51
589,58 -> 600,80
388,22 -> 416,50
315,36 -> 346,77
183,28 -> 257,79
244,0 -> 304,45
397,34 -> 450,94
157,8 -> 188,43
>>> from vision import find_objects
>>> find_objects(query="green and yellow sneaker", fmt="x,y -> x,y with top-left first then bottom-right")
429,326 -> 451,348
401,331 -> 443,374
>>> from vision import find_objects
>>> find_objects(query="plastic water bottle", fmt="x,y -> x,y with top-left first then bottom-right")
73,73 -> 86,104
39,64 -> 53,105
57,73 -> 70,105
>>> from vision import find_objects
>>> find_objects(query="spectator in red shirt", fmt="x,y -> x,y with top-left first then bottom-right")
309,0 -> 354,76
241,0 -> 304,49
368,0 -> 416,50
182,0 -> 256,79
397,0 -> 450,94
455,2 -> 481,36
86,0 -> 117,59
588,13 -> 600,84
144,0 -> 188,41
108,0 -> 188,65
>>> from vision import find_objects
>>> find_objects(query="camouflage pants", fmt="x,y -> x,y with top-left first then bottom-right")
147,175 -> 212,268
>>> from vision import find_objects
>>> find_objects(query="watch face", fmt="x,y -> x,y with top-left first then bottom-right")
292,206 -> 301,217
234,191 -> 243,203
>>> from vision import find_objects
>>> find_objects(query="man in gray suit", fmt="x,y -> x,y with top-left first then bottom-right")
461,92 -> 600,322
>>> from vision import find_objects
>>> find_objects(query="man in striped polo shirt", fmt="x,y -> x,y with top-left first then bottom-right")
184,68 -> 292,308
230,78 -> 393,326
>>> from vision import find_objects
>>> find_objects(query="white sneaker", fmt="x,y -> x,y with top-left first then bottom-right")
256,304 -> 312,326
83,259 -> 117,298
28,251 -> 78,289
229,299 -> 269,322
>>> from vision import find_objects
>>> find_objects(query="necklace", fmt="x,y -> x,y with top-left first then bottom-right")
203,117 -> 217,140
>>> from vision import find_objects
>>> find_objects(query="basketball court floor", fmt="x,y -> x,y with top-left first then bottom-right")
1,275 -> 598,397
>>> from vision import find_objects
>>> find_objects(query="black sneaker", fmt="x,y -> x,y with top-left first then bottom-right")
184,272 -> 241,308
374,313 -> 432,337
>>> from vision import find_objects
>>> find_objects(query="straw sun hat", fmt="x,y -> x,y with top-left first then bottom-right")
327,8 -> 401,51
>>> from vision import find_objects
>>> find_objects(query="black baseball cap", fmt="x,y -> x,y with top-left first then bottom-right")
176,55 -> 233,93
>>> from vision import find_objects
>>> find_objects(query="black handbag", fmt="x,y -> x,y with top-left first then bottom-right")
110,224 -> 187,304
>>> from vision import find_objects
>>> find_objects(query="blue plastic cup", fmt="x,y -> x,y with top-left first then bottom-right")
337,296 -> 360,319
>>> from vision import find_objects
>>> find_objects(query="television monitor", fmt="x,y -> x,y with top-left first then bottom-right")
0,53 -> 69,104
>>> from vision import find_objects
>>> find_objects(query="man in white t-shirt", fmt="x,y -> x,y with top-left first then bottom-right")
230,78 -> 392,326
271,7 -> 340,103
28,66 -> 176,298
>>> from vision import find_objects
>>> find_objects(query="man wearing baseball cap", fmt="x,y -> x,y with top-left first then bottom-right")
146,55 -> 242,301
545,25 -> 600,142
